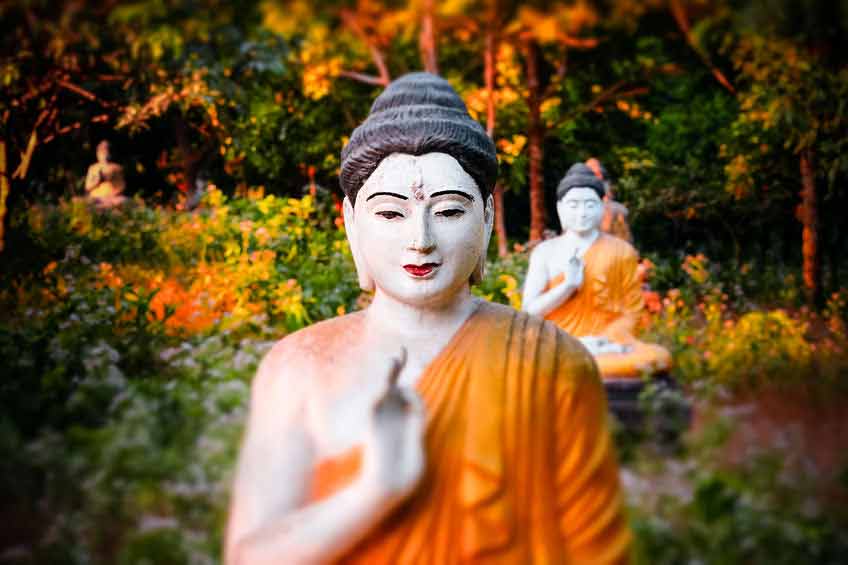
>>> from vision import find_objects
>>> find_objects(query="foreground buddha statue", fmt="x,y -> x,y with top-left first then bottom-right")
522,163 -> 671,380
84,140 -> 126,208
226,73 -> 631,564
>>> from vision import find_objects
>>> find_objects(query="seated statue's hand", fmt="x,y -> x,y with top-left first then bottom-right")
563,255 -> 584,290
362,348 -> 426,506
579,336 -> 631,355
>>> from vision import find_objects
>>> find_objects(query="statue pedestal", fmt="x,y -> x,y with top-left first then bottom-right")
604,375 -> 691,443
593,340 -> 672,380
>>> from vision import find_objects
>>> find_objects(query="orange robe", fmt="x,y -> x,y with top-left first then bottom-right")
601,200 -> 632,243
310,302 -> 632,564
544,234 -> 671,379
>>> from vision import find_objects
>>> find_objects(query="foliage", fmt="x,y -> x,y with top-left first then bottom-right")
3,0 -> 847,292
639,252 -> 848,393
0,189 -> 361,563
474,249 -> 529,309
629,412 -> 848,565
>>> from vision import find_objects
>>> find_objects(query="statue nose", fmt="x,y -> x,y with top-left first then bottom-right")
409,236 -> 436,254
408,213 -> 435,253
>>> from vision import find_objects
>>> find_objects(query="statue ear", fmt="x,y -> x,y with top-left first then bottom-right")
471,194 -> 495,285
343,197 -> 375,292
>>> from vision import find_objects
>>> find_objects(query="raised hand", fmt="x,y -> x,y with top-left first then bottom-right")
563,249 -> 585,291
361,347 -> 426,504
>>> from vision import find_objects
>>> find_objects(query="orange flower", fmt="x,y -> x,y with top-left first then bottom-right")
643,290 -> 661,313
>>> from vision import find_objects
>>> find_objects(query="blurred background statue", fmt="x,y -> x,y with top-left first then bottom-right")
84,140 -> 126,208
522,162 -> 671,380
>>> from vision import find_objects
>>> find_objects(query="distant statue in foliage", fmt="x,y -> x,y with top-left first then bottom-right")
522,162 -> 671,380
586,158 -> 632,243
84,140 -> 126,208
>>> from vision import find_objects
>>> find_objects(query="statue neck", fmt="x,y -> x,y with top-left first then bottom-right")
564,228 -> 600,248
365,285 -> 478,342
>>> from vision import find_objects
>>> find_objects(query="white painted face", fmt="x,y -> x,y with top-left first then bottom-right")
346,153 -> 493,307
96,143 -> 111,163
557,187 -> 603,235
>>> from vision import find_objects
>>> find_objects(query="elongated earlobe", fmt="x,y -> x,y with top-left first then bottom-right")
471,194 -> 495,284
343,197 -> 375,292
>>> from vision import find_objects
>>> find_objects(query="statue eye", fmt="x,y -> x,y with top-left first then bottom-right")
376,210 -> 404,220
436,208 -> 464,218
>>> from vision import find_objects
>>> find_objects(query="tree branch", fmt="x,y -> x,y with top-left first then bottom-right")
419,0 -> 439,74
58,79 -> 114,107
547,81 -> 650,132
338,70 -> 390,87
340,9 -> 391,85
517,29 -> 599,49
669,0 -> 735,94
42,114 -> 109,144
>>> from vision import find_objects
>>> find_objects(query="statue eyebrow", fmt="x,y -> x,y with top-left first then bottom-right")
430,190 -> 474,201
366,191 -> 409,201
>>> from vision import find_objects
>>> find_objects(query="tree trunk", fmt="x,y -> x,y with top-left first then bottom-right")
523,40 -> 546,242
485,27 -> 509,257
800,149 -> 820,305
0,139 -> 8,253
419,0 -> 439,74
174,117 -> 200,196
493,183 -> 508,256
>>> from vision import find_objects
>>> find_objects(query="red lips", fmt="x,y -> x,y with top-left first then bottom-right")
404,263 -> 439,277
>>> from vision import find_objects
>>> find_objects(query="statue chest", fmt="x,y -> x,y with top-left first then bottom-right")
306,358 -> 430,460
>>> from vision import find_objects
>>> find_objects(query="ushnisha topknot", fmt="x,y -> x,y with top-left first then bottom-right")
340,72 -> 498,205
556,162 -> 606,200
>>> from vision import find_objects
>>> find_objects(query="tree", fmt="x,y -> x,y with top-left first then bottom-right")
724,1 -> 848,304
507,3 -> 601,241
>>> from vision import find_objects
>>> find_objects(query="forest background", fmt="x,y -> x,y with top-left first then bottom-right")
2,0 -> 848,563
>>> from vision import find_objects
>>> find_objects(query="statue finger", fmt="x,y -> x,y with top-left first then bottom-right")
387,346 -> 408,388
375,347 -> 409,407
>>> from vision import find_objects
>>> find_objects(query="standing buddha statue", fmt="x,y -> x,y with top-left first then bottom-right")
226,73 -> 631,564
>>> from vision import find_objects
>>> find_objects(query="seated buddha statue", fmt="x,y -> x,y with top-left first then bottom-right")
226,74 -> 631,564
522,162 -> 671,380
84,140 -> 126,208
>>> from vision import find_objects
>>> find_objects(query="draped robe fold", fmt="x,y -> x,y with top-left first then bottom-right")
309,302 -> 631,564
543,234 -> 671,380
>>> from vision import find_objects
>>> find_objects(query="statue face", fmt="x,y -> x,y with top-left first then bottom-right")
557,187 -> 603,235
347,153 -> 492,307
96,143 -> 111,162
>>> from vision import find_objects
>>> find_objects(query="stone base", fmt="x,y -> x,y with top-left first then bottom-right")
604,374 -> 691,444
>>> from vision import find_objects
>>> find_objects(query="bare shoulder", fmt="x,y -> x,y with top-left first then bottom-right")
482,303 -> 600,388
527,237 -> 564,275
252,312 -> 367,400
529,236 -> 560,261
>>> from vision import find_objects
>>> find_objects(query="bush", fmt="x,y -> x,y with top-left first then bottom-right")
0,190 -> 357,563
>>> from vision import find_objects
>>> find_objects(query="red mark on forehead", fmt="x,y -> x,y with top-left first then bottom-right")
411,182 -> 426,201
